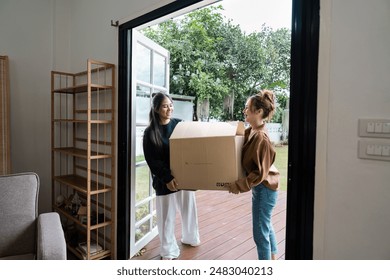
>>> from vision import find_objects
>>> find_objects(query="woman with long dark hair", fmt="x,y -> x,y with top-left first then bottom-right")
143,92 -> 200,260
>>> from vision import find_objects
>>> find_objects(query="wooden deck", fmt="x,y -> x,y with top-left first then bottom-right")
131,189 -> 287,260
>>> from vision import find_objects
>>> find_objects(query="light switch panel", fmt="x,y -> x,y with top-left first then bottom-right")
383,123 -> 390,133
359,119 -> 390,138
358,140 -> 390,161
367,122 -> 375,133
382,146 -> 390,156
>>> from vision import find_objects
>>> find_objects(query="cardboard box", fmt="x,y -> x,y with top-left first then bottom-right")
170,121 -> 245,191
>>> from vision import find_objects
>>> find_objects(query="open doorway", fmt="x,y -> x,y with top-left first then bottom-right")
117,0 -> 319,260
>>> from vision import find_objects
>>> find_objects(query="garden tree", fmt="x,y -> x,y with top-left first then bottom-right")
142,5 -> 290,122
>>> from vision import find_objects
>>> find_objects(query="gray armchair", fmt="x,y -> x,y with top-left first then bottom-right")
0,172 -> 67,260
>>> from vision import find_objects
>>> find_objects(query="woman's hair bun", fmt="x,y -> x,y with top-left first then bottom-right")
261,90 -> 274,103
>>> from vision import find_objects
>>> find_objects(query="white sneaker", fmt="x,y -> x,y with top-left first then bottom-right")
181,240 -> 201,247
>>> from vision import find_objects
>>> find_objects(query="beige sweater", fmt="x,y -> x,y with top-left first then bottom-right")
232,124 -> 280,193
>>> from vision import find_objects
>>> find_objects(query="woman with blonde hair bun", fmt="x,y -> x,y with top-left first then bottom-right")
229,89 -> 280,260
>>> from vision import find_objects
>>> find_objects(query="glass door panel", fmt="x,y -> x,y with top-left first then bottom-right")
135,159 -> 150,203
129,30 -> 170,257
153,52 -> 167,87
136,86 -> 151,125
136,44 -> 151,83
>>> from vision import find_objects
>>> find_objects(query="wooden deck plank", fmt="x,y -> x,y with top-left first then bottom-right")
131,190 -> 286,260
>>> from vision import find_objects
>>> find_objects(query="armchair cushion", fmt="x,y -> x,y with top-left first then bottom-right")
0,172 -> 67,260
37,212 -> 67,260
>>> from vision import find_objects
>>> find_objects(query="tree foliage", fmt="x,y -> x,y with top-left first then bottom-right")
142,5 -> 291,122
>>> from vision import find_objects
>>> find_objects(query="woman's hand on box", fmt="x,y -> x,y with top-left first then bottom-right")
228,182 -> 240,194
166,179 -> 179,191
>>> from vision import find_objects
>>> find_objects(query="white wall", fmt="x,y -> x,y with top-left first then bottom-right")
0,0 -> 174,213
66,0 -> 175,71
315,0 -> 390,259
0,0 -> 54,213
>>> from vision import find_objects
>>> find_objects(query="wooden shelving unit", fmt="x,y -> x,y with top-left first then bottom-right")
51,59 -> 115,260
0,56 -> 11,175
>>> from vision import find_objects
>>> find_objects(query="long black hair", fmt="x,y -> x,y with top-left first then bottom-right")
147,92 -> 173,149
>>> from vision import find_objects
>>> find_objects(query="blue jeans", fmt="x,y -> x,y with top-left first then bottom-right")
252,183 -> 278,260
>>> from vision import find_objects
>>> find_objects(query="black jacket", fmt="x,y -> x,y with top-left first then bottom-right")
143,118 -> 181,196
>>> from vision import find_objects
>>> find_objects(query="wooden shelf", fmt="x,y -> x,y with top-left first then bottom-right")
53,119 -> 112,124
52,84 -> 113,94
76,109 -> 113,114
53,205 -> 111,229
68,244 -> 111,260
51,59 -> 116,260
54,174 -> 112,194
53,147 -> 112,159
75,138 -> 112,147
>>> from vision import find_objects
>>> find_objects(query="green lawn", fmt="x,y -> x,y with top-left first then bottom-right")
274,145 -> 288,191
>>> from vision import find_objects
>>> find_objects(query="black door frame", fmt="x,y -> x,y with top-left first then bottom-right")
285,0 -> 319,259
117,0 -> 319,260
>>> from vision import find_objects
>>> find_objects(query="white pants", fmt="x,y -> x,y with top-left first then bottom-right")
156,190 -> 200,259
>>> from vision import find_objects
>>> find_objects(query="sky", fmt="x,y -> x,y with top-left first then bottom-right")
212,0 -> 292,33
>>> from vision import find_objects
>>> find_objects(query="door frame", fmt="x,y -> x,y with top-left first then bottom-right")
285,0 -> 319,259
117,0 -> 319,260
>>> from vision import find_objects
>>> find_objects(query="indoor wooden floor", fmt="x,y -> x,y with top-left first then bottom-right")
131,189 -> 287,260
